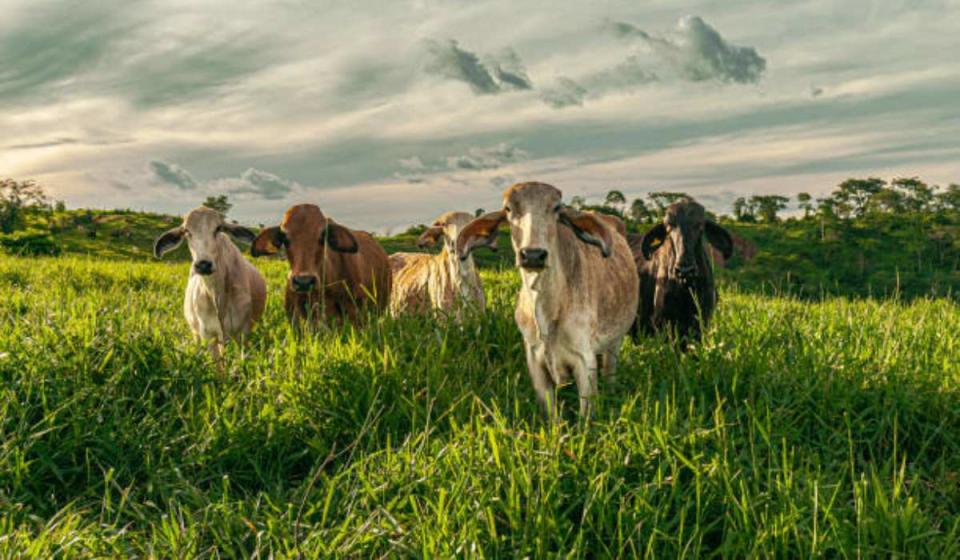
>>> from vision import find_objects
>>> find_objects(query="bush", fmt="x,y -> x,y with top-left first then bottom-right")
0,228 -> 61,256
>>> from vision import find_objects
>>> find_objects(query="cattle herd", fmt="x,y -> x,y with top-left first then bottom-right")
155,181 -> 735,420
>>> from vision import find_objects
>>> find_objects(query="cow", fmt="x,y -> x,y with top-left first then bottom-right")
457,182 -> 639,420
627,197 -> 734,347
153,207 -> 266,365
389,211 -> 485,317
250,204 -> 391,325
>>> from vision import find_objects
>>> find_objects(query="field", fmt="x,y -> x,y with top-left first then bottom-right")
2,255 -> 960,558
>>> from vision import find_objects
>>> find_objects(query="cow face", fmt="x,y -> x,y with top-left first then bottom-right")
456,182 -> 613,271
154,207 -> 256,275
251,204 -> 358,293
416,211 -> 476,256
640,198 -> 733,283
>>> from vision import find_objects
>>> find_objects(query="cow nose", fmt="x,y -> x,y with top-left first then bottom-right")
291,275 -> 317,292
519,248 -> 548,269
194,260 -> 214,275
675,263 -> 696,280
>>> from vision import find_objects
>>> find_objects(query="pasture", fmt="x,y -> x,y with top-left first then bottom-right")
1,255 -> 959,557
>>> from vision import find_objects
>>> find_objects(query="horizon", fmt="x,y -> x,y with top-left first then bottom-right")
2,0 -> 959,233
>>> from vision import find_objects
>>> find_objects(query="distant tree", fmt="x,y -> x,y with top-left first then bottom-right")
936,184 -> 960,212
891,176 -> 935,212
797,192 -> 814,218
628,198 -> 650,224
866,188 -> 904,215
475,208 -> 485,217
749,195 -> 789,223
833,178 -> 886,217
604,190 -> 626,211
202,195 -> 233,216
732,197 -> 750,221
569,196 -> 586,210
0,178 -> 49,234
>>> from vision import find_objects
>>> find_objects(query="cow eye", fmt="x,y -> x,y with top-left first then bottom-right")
278,231 -> 289,246
504,205 -> 511,214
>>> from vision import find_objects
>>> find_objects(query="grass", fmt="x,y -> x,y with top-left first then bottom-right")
1,254 -> 960,557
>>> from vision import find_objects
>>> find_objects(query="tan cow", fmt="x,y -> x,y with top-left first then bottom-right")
250,204 -> 391,325
457,182 -> 638,419
154,207 -> 266,365
389,211 -> 485,317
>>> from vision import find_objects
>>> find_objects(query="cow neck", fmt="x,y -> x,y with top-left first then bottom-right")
519,243 -> 569,342
442,243 -> 475,301
196,241 -> 234,322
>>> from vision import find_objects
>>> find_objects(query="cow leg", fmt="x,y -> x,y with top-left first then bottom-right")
208,339 -> 225,372
524,343 -> 558,422
600,338 -> 623,386
570,348 -> 599,420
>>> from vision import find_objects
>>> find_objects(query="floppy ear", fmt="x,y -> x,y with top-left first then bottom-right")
558,208 -> 614,257
218,223 -> 257,245
640,223 -> 667,260
456,210 -> 506,261
416,226 -> 444,248
153,227 -> 184,258
251,226 -> 283,257
705,221 -> 734,260
322,221 -> 359,253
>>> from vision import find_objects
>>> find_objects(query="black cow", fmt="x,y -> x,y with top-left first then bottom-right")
627,198 -> 734,346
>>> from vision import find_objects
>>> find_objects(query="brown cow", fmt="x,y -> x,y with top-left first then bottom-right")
458,182 -> 638,420
627,197 -> 733,346
251,204 -> 391,325
389,211 -> 485,317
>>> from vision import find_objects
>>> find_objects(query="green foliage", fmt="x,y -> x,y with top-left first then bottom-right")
0,228 -> 60,256
0,178 -> 49,234
202,195 -> 233,216
2,256 -> 960,556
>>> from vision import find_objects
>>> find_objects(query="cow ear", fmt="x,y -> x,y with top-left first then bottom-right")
456,210 -> 506,261
559,208 -> 614,257
640,223 -> 667,260
154,227 -> 184,258
322,222 -> 359,253
218,223 -> 257,245
416,226 -> 444,248
251,226 -> 282,257
705,221 -> 734,260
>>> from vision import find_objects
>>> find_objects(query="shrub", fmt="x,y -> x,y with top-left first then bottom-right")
0,228 -> 61,256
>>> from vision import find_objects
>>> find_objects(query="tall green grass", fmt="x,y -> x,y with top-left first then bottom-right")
1,255 -> 959,557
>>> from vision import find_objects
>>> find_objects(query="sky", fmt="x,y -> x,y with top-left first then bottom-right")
2,0 -> 959,232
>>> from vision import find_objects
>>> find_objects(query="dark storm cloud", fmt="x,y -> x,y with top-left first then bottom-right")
484,48 -> 533,91
540,77 -> 587,108
227,168 -> 297,200
609,16 -> 766,84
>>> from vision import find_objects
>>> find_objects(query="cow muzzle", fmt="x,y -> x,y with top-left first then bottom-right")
519,248 -> 548,270
291,275 -> 318,293
674,263 -> 697,284
194,260 -> 215,275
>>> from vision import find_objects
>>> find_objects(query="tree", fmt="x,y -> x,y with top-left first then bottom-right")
749,195 -> 789,223
604,190 -> 626,211
0,178 -> 49,234
832,178 -> 885,217
202,195 -> 233,216
475,208 -> 485,217
628,198 -> 650,224
797,192 -> 814,218
569,196 -> 586,210
732,197 -> 752,221
891,177 -> 935,212
935,184 -> 960,212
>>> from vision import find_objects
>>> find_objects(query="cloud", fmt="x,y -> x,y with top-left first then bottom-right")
398,156 -> 426,171
225,168 -> 298,200
446,142 -> 528,170
484,48 -> 533,91
610,16 -> 766,84
423,39 -> 500,94
149,160 -> 197,190
423,40 -> 533,94
541,77 -> 587,108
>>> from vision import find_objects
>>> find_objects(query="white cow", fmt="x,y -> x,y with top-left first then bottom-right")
457,182 -> 638,419
154,207 -> 266,365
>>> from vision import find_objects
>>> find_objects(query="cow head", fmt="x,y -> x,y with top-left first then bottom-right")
417,211 -> 477,256
639,198 -> 733,283
456,182 -> 613,271
153,206 -> 256,275
250,204 -> 358,293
